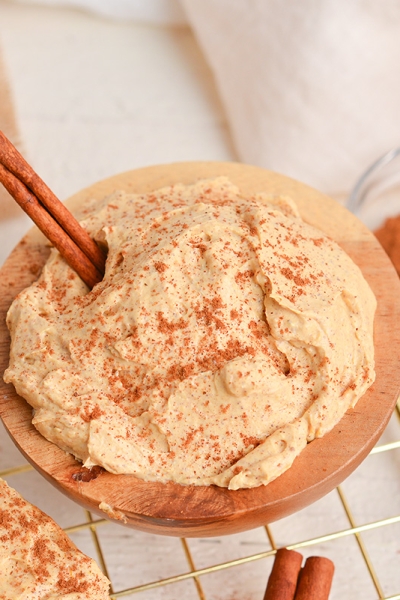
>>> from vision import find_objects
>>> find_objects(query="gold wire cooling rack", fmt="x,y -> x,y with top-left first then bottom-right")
1,399 -> 400,600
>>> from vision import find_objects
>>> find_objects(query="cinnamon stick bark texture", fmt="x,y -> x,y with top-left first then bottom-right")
294,556 -> 335,600
263,548 -> 303,600
0,163 -> 102,289
0,129 -> 105,287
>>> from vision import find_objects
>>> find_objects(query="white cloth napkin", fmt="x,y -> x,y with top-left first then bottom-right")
181,0 -> 400,196
10,0 -> 400,196
11,0 -> 188,25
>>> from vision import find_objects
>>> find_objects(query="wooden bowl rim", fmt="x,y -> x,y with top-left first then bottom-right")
1,161 -> 399,537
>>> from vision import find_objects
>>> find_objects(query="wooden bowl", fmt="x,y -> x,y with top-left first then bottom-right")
1,162 -> 399,537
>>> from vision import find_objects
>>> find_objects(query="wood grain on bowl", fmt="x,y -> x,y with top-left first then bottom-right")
0,162 -> 399,537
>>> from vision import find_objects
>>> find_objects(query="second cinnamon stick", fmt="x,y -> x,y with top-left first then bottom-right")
264,548 -> 303,600
294,556 -> 334,600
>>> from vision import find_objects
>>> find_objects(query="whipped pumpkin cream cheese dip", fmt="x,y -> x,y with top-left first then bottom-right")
0,478 -> 110,599
4,177 -> 376,490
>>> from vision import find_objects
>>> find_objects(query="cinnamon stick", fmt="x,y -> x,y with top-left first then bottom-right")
264,548 -> 303,600
0,129 -> 106,275
294,556 -> 334,600
0,163 -> 102,288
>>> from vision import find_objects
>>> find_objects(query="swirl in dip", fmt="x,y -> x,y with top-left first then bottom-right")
4,177 -> 376,489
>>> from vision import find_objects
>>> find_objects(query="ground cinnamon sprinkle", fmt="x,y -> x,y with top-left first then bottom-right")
374,215 -> 400,275
154,260 -> 168,273
0,478 -> 111,598
4,177 -> 376,490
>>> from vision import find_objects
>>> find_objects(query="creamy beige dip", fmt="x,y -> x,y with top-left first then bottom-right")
0,478 -> 110,599
4,178 -> 376,489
